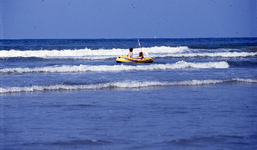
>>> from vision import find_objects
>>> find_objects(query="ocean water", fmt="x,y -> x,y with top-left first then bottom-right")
0,38 -> 257,149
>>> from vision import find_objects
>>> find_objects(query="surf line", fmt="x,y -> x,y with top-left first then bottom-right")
1,78 -> 256,94
0,61 -> 230,74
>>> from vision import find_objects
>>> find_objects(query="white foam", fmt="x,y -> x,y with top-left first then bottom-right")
142,46 -> 190,54
1,78 -> 256,94
234,78 -> 257,83
0,48 -> 119,59
0,47 -> 180,59
2,46 -> 255,59
0,46 -> 190,58
154,52 -> 257,58
0,61 -> 229,74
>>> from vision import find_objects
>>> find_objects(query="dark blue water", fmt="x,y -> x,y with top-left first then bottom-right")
1,38 -> 257,149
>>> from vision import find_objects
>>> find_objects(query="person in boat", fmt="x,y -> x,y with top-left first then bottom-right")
139,52 -> 144,59
127,47 -> 133,58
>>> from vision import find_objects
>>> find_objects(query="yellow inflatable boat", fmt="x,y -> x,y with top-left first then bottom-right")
116,56 -> 153,63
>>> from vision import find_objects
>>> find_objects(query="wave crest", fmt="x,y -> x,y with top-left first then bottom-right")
1,46 -> 256,59
1,78 -> 256,94
0,61 -> 229,74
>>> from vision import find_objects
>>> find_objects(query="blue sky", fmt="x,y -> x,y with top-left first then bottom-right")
0,0 -> 256,39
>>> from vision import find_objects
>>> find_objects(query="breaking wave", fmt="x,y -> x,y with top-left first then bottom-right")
0,61 -> 229,74
0,46 -> 256,59
0,46 -> 187,59
1,78 -> 256,94
156,52 -> 257,58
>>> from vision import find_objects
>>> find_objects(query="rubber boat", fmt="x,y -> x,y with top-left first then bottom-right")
116,56 -> 153,63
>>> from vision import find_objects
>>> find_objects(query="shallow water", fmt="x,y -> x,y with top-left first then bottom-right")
1,84 -> 257,149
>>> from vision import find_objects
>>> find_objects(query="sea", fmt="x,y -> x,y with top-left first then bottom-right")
0,38 -> 257,150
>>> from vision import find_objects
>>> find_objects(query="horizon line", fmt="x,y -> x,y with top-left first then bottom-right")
1,37 -> 257,40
